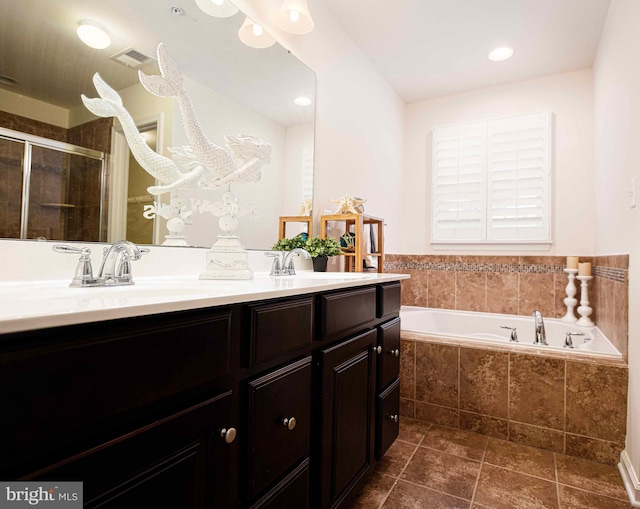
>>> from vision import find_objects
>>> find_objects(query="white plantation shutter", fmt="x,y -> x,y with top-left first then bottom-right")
432,111 -> 551,244
432,122 -> 486,240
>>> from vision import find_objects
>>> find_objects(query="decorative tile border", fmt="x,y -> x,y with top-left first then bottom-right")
385,257 -> 627,282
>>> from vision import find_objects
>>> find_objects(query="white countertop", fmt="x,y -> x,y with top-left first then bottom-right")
0,272 -> 409,335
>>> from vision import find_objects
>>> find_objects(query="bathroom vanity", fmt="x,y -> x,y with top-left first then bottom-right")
0,272 -> 405,509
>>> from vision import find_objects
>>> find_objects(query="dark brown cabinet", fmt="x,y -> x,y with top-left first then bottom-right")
0,281 -> 402,509
317,329 -> 377,509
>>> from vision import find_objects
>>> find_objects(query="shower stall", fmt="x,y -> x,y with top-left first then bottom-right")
0,127 -> 106,242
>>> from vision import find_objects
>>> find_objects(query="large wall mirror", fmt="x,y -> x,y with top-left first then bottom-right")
0,0 -> 315,250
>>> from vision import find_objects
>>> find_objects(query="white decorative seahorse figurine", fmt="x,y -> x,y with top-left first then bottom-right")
81,73 -> 205,195
138,43 -> 238,180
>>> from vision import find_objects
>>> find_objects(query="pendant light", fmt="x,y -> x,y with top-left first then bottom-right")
238,17 -> 276,48
195,0 -> 239,18
275,0 -> 314,35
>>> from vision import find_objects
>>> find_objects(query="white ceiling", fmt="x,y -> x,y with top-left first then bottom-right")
320,0 -> 612,103
0,0 -> 315,127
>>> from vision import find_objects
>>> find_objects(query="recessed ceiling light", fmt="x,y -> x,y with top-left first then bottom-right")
488,46 -> 514,62
77,20 -> 111,49
294,96 -> 312,106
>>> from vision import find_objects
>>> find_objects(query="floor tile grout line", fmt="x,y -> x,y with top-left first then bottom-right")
376,425 -> 431,509
553,452 -> 561,509
556,481 -> 631,503
469,435 -> 490,507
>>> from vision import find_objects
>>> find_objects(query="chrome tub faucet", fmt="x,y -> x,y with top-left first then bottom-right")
533,310 -> 547,345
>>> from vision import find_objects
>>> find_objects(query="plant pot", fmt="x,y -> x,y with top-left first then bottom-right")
312,256 -> 328,272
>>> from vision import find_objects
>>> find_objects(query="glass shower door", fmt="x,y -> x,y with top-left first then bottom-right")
27,145 -> 104,241
0,135 -> 25,239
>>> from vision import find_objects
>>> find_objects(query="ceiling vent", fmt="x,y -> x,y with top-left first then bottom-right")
110,47 -> 155,69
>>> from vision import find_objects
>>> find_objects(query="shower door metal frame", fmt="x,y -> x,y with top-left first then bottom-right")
0,126 -> 106,241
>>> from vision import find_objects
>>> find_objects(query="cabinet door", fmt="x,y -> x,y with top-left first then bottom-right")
376,378 -> 400,459
377,318 -> 401,391
25,392 -> 237,509
318,329 -> 377,509
246,357 -> 312,500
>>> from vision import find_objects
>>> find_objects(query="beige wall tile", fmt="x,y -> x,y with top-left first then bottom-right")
518,273 -> 556,316
427,270 -> 455,309
459,348 -> 508,418
415,402 -> 459,428
509,354 -> 565,429
400,339 -> 415,399
455,271 -> 486,312
415,342 -> 458,406
566,362 -> 628,442
508,421 -> 565,453
459,412 -> 509,440
486,272 -> 518,315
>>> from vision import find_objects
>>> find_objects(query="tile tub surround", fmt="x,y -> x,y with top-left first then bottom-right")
347,419 -> 632,509
399,336 -> 628,466
385,254 -> 629,359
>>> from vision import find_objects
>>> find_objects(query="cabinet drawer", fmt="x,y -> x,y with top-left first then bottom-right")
246,357 -> 312,499
319,286 -> 376,341
0,308 -> 232,462
377,282 -> 401,319
247,297 -> 313,367
250,458 -> 309,509
377,318 -> 401,390
376,378 -> 400,459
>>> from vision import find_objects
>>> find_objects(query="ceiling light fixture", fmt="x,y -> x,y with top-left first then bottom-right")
195,0 -> 239,18
488,46 -> 514,62
275,0 -> 314,35
294,96 -> 312,106
76,20 -> 111,50
238,16 -> 276,48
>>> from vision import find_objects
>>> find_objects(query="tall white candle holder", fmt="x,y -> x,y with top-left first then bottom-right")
561,268 -> 578,323
576,275 -> 594,327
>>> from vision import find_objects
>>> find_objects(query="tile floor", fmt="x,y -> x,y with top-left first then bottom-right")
348,418 -> 632,509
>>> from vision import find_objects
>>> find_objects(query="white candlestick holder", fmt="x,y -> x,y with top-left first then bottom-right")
561,268 -> 578,323
576,275 -> 594,327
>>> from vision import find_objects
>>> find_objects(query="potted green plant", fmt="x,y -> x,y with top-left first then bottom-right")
270,233 -> 308,252
303,235 -> 342,272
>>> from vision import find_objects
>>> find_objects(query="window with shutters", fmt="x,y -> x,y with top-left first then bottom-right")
431,111 -> 551,245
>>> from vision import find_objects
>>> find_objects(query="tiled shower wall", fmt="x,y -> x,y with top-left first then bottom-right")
0,111 -> 112,241
385,253 -> 629,466
385,254 -> 629,359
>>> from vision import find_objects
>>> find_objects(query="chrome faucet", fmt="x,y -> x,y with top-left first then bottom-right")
97,240 -> 148,285
53,241 -> 149,287
265,248 -> 311,276
533,310 -> 547,345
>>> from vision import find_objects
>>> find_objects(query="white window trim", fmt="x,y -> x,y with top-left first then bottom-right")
431,111 -> 552,248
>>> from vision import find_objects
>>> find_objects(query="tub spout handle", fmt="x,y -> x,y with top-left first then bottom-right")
564,331 -> 585,348
500,325 -> 518,342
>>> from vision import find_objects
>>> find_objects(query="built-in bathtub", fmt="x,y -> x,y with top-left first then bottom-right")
400,305 -> 622,360
398,306 -> 628,466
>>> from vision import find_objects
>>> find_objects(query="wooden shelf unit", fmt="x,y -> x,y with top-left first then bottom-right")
278,215 -> 313,240
320,213 -> 384,273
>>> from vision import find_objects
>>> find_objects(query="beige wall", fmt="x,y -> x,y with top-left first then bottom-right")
233,0 -> 406,249
402,69 -> 595,255
593,0 -> 640,498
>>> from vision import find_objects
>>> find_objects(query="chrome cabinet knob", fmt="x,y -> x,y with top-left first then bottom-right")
373,345 -> 382,354
389,348 -> 400,357
388,414 -> 399,423
220,427 -> 237,443
283,417 -> 297,430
